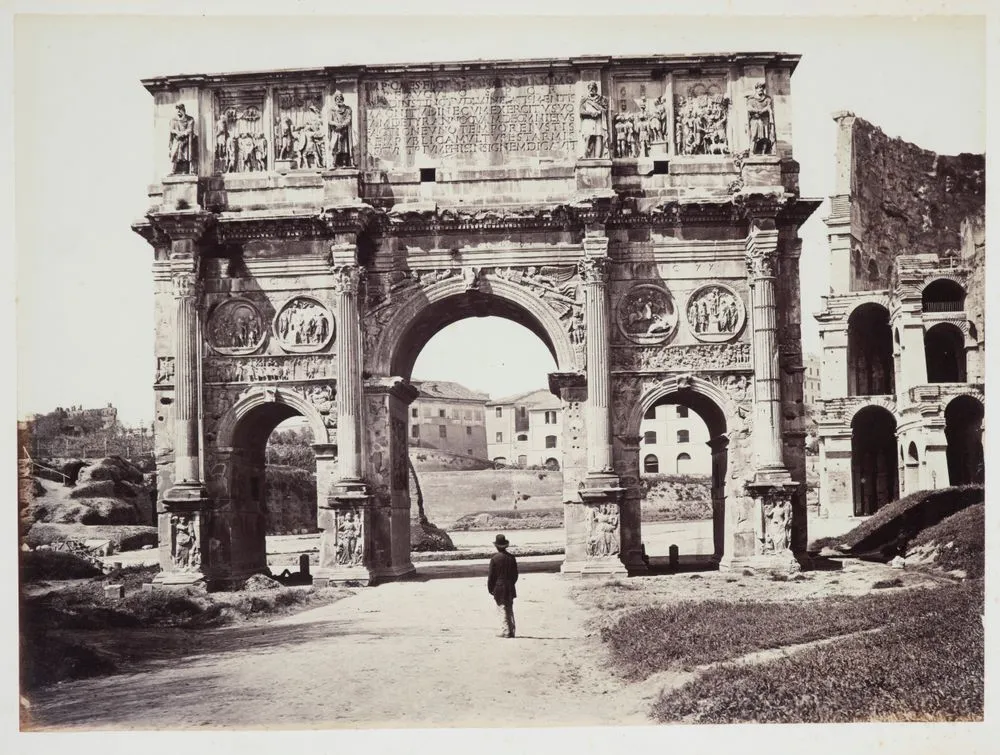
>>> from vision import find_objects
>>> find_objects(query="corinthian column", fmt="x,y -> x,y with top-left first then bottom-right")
580,236 -> 614,476
331,262 -> 365,486
169,255 -> 203,490
745,226 -> 789,480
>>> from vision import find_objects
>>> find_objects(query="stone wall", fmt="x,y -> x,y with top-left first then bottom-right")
961,212 -> 986,338
848,116 -> 985,290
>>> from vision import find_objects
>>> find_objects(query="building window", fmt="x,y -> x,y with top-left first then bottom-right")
544,411 -> 557,424
496,432 -> 503,443
677,430 -> 689,443
545,435 -> 557,448
518,455 -> 527,467
467,449 -> 473,456
495,407 -> 502,418
676,452 -> 692,474
411,407 -> 418,418
676,406 -> 688,418
438,409 -> 445,418
466,426 -> 472,435
516,433 -> 528,442
643,454 -> 659,473
644,431 -> 657,445
439,425 -> 447,438
411,425 -> 419,438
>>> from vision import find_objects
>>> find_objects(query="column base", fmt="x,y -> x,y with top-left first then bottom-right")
327,477 -> 369,503
162,480 -> 210,506
579,471 -> 624,505
152,570 -> 208,590
719,551 -> 803,574
749,465 -> 795,488
371,562 -> 417,583
561,556 -> 628,578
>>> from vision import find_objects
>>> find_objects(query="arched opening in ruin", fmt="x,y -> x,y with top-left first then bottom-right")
922,279 -> 966,313
851,406 -> 899,516
385,286 -> 568,544
904,441 -> 920,494
945,395 -> 984,486
635,389 -> 726,563
924,322 -> 966,383
847,303 -> 894,396
219,399 -> 326,579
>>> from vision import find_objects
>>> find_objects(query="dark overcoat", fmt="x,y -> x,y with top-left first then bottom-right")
487,549 -> 519,605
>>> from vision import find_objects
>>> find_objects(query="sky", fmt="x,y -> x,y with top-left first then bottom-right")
13,13 -> 987,425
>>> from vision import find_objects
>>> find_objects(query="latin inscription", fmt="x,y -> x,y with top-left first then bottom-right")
364,73 -> 577,168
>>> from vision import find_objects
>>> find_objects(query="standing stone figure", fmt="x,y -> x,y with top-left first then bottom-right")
171,515 -> 199,570
215,113 -> 230,167
327,91 -> 354,168
277,117 -> 295,161
745,82 -> 776,155
579,82 -> 609,159
168,104 -> 195,174
487,534 -> 518,638
336,510 -> 363,566
650,96 -> 666,143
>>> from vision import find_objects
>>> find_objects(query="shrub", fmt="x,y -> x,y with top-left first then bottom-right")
19,550 -> 102,581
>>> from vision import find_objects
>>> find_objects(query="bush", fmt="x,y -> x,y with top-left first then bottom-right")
25,523 -> 159,552
19,550 -> 102,581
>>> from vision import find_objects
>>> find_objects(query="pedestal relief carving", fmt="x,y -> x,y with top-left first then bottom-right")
675,80 -> 730,156
685,284 -> 746,342
206,298 -> 267,355
273,296 -> 335,352
585,504 -> 621,558
616,284 -> 678,345
759,497 -> 792,555
154,356 -> 175,385
334,508 -> 364,566
170,514 -> 200,571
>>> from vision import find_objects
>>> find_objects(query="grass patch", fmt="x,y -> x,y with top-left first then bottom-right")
451,508 -> 563,531
652,582 -> 983,723
908,503 -> 984,579
810,485 -> 982,556
599,585 -> 975,681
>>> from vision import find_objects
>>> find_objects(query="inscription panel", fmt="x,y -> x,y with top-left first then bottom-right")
364,73 -> 578,169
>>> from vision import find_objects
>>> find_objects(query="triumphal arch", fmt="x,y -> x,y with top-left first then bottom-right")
133,53 -> 819,588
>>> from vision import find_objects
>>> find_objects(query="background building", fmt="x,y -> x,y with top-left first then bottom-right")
407,381 -> 488,459
802,354 -> 821,410
815,113 -> 985,518
486,389 -> 563,469
638,403 -> 711,476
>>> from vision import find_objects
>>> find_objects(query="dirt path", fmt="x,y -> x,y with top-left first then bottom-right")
25,572 -> 651,730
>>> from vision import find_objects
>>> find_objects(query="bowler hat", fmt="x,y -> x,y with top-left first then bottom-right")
494,534 -> 510,548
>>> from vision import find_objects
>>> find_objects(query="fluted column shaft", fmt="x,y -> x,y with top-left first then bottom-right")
581,237 -> 613,473
332,263 -> 364,481
746,228 -> 784,470
169,246 -> 202,485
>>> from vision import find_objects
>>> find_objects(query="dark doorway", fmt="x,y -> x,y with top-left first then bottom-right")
847,304 -> 894,396
925,323 -> 966,383
945,396 -> 984,486
851,406 -> 899,516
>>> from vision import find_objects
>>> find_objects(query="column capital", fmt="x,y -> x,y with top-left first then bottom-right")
148,210 -> 215,243
579,255 -> 612,284
331,262 -> 364,294
169,252 -> 201,298
745,227 -> 780,279
582,233 -> 610,258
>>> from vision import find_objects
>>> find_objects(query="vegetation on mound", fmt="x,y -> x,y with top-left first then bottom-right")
451,507 -> 564,531
809,485 -> 983,556
20,566 -> 353,689
20,550 -> 103,581
410,545 -> 562,562
908,503 -> 984,578
652,582 -> 983,723
599,585 -> 978,682
25,523 -> 158,552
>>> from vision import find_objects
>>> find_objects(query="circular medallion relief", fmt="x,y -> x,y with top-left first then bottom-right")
206,298 -> 267,355
616,284 -> 678,345
685,284 -> 746,342
272,296 -> 335,353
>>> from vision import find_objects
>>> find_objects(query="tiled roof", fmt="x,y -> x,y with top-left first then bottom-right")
411,380 -> 490,402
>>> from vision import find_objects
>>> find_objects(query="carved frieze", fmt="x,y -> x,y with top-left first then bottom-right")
275,86 -> 325,170
585,504 -> 621,558
206,298 -> 267,355
685,284 -> 746,342
203,355 -> 333,383
674,79 -> 730,156
493,265 -> 581,318
611,341 -> 751,372
615,284 -> 678,345
215,89 -> 267,174
273,296 -> 335,352
154,356 -> 175,386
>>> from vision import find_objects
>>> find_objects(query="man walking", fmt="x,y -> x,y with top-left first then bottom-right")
487,534 -> 518,638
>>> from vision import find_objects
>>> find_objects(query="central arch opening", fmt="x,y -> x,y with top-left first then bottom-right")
851,406 -> 898,516
393,288 -> 568,556
636,390 -> 727,567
